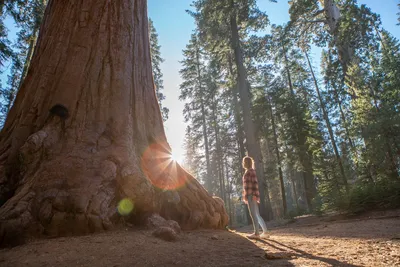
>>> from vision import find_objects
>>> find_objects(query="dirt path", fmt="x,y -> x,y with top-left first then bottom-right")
1,212 -> 399,267
235,214 -> 400,266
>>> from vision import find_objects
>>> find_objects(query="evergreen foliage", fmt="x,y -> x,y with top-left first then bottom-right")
149,19 -> 169,121
181,0 -> 400,221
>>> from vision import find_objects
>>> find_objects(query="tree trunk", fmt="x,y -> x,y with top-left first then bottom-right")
305,51 -> 349,193
220,162 -> 226,203
211,98 -> 226,203
0,0 -> 227,246
282,44 -> 316,210
330,77 -> 358,172
289,166 -> 300,211
227,54 -> 246,183
196,44 -> 212,192
224,158 -> 233,226
200,97 -> 212,191
282,41 -> 295,96
267,95 -> 287,215
229,4 -> 272,220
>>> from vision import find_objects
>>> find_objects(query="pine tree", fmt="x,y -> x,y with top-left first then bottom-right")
346,29 -> 400,180
304,47 -> 350,198
149,19 -> 168,121
289,0 -> 397,184
179,33 -> 213,192
0,0 -> 16,67
265,24 -> 318,209
182,126 -> 201,177
191,0 -> 274,219
1,0 -> 47,123
397,1 -> 400,25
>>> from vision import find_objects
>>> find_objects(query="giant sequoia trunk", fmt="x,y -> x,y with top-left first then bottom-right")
0,0 -> 227,245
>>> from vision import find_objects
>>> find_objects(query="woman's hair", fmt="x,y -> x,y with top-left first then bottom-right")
242,156 -> 254,170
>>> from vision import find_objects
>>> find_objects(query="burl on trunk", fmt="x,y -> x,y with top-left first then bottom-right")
0,0 -> 227,246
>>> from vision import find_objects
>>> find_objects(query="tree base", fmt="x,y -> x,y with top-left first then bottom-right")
0,0 -> 228,248
0,125 -> 228,247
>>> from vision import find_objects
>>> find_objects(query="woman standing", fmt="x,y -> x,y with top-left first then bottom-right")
242,156 -> 269,239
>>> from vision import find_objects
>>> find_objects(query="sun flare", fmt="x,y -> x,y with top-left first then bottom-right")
169,154 -> 177,162
140,142 -> 187,191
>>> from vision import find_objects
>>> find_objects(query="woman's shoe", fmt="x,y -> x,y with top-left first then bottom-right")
247,233 -> 261,239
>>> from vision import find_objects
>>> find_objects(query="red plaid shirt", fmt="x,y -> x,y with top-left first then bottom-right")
242,168 -> 260,203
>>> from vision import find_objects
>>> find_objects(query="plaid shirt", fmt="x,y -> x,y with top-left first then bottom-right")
242,168 -> 260,203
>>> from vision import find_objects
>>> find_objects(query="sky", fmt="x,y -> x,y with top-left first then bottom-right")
1,1 -> 399,164
148,0 -> 400,164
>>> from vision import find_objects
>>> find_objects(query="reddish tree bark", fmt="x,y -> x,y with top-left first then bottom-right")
0,0 -> 227,246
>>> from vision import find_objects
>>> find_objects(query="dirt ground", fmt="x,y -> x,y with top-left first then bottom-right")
1,210 -> 399,267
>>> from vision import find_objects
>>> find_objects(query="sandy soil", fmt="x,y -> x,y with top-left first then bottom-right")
1,210 -> 399,267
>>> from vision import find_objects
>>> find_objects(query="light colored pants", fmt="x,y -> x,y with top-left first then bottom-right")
247,195 -> 268,235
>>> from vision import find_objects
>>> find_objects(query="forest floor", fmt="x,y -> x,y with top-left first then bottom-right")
1,209 -> 399,267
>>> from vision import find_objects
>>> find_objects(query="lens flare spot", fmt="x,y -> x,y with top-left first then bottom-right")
141,142 -> 187,191
118,198 -> 134,216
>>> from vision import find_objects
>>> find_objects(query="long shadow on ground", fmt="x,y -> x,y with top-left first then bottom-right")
0,229 -> 295,267
258,238 -> 361,267
272,216 -> 400,240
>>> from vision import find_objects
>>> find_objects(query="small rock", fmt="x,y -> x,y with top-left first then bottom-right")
146,214 -> 181,234
152,227 -> 178,242
147,214 -> 167,229
211,235 -> 219,240
167,220 -> 181,234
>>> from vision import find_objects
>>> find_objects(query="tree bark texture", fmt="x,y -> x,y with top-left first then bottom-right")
0,0 -> 227,245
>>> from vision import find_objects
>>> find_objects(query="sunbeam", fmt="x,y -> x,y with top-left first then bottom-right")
141,142 -> 187,191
